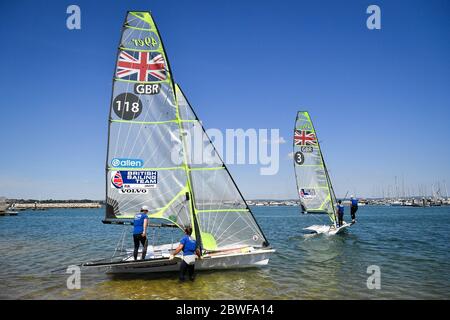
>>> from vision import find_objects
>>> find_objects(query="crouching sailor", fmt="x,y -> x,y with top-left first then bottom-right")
350,196 -> 358,224
170,226 -> 201,281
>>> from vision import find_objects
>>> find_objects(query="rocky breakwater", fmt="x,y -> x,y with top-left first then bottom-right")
15,203 -> 102,209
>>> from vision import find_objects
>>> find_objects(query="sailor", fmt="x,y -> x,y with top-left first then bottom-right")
336,200 -> 345,227
170,226 -> 201,281
300,203 -> 307,214
350,196 -> 358,224
133,206 -> 149,261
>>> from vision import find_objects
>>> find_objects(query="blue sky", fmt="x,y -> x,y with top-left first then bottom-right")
0,0 -> 449,199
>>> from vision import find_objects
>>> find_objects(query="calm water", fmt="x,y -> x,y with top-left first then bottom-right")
0,206 -> 449,300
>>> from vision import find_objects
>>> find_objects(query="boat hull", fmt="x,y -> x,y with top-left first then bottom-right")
304,222 -> 352,235
84,244 -> 275,274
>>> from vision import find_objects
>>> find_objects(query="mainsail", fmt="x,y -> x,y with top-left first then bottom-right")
105,11 -> 268,252
293,111 -> 337,224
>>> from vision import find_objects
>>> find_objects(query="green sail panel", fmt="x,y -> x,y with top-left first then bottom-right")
176,85 -> 269,251
105,12 -> 191,230
293,111 -> 336,222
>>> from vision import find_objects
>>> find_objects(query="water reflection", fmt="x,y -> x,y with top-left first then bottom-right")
1,206 -> 450,299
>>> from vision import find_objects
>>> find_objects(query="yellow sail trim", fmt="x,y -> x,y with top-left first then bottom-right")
129,12 -> 154,28
148,186 -> 188,220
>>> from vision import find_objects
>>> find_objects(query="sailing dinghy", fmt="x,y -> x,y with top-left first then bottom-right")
83,11 -> 274,273
293,111 -> 351,235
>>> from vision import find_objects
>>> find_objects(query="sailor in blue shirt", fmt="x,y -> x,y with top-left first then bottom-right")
133,206 -> 149,261
350,195 -> 358,224
336,200 -> 345,227
170,226 -> 201,281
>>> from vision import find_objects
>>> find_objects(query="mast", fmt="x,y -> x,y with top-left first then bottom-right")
292,112 -> 305,214
444,180 -> 448,199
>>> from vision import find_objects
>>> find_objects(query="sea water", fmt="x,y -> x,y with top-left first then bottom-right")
0,206 -> 449,299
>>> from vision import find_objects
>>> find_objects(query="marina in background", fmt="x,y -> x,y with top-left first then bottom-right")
0,198 -> 102,214
1,197 -> 448,214
247,197 -> 450,207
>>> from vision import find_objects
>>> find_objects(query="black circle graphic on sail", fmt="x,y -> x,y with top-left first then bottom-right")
113,93 -> 143,120
294,151 -> 305,165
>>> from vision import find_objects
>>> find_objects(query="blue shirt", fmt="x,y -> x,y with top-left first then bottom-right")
180,235 -> 197,256
337,204 -> 344,214
133,213 -> 148,234
351,199 -> 358,206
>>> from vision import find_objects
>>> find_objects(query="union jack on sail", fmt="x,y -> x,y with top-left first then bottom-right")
300,188 -> 316,198
294,130 -> 317,146
111,171 -> 123,189
116,50 -> 166,82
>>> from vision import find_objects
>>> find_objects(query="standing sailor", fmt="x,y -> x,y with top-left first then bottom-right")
350,196 -> 358,224
170,226 -> 201,281
133,206 -> 149,261
336,200 -> 344,227
300,203 -> 307,214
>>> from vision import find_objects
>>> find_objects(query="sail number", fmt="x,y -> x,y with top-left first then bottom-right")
131,37 -> 158,48
116,101 -> 140,112
300,146 -> 313,153
294,151 -> 305,165
113,93 -> 142,120
134,83 -> 160,95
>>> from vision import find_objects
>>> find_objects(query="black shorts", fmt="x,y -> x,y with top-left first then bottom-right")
351,206 -> 358,218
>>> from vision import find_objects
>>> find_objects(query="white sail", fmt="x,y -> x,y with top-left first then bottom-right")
176,85 -> 268,251
105,12 -> 191,231
104,11 -> 269,253
293,111 -> 337,224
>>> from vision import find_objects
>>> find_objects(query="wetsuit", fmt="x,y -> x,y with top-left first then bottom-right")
350,199 -> 358,222
179,235 -> 197,281
301,203 -> 307,214
133,212 -> 148,260
337,204 -> 344,227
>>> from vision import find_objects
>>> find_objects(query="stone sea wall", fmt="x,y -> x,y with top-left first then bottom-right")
14,203 -> 102,209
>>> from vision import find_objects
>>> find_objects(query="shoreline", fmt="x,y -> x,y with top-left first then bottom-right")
13,203 -> 102,210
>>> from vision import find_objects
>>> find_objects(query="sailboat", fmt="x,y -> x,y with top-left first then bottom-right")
293,111 -> 351,235
83,11 -> 274,273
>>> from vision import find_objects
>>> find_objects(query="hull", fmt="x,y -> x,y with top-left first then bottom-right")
83,243 -> 275,274
3,211 -> 18,216
304,222 -> 351,235
303,210 -> 328,215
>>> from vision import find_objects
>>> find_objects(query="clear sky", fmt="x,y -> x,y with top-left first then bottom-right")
0,0 -> 449,200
